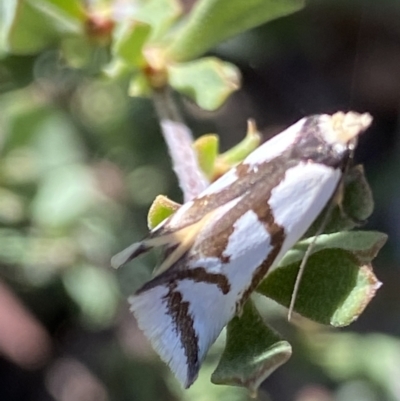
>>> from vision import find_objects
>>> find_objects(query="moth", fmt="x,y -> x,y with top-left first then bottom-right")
112,111 -> 372,388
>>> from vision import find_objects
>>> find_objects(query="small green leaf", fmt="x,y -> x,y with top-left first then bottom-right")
168,57 -> 240,110
1,0 -> 84,54
211,299 -> 292,394
193,134 -> 219,179
135,0 -> 182,41
147,195 -> 180,229
218,120 -> 262,166
279,231 -> 388,268
1,1 -> 58,53
257,249 -> 382,326
34,0 -> 84,21
166,0 -> 305,62
113,20 -> 151,67
342,165 -> 374,223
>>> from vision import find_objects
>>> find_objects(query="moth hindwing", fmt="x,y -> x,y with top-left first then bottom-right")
112,111 -> 372,388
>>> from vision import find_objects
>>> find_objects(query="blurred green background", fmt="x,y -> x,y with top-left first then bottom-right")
1,0 -> 400,400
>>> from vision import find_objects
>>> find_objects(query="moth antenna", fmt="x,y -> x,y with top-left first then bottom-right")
349,5 -> 367,109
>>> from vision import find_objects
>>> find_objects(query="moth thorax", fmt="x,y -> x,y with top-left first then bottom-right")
318,111 -> 372,151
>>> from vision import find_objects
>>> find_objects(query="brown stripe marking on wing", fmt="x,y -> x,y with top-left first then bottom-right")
138,267 -> 230,295
164,287 -> 199,387
238,197 -> 286,309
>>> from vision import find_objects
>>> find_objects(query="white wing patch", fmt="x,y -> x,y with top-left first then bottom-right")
175,279 -> 232,370
223,210 -> 271,260
269,162 -> 341,265
243,118 -> 305,168
220,210 -> 273,300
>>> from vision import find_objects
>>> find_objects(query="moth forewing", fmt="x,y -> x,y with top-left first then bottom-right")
113,111 -> 372,388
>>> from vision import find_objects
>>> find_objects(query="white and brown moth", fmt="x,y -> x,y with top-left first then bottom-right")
112,111 -> 372,388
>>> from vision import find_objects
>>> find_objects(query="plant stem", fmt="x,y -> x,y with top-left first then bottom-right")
152,87 -> 209,202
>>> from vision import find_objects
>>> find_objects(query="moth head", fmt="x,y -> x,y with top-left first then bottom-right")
319,111 -> 372,150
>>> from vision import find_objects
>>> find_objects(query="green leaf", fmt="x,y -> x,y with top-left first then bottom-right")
330,263 -> 381,327
33,0 -> 84,21
257,249 -> 382,327
113,20 -> 151,67
135,0 -> 182,41
211,299 -> 292,394
147,195 -> 180,229
218,120 -> 261,166
279,231 -> 388,268
341,164 -> 374,223
1,0 -> 84,54
193,134 -> 219,179
168,57 -> 240,110
194,120 -> 262,179
166,0 -> 305,62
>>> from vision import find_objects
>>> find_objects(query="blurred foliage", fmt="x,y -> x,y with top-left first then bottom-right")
0,0 -> 398,401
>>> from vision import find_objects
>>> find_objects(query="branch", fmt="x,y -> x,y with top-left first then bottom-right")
152,87 -> 209,202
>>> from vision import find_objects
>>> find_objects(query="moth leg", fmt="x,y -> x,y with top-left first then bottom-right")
235,301 -> 245,318
333,179 -> 355,224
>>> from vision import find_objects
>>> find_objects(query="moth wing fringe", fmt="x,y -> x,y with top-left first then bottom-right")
128,286 -> 199,388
